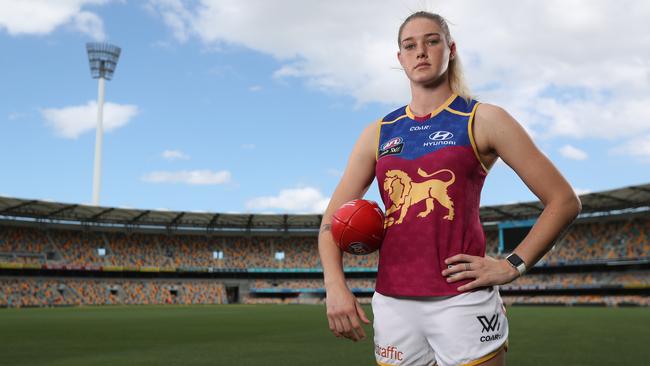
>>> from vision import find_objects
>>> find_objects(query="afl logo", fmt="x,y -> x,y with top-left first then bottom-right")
382,137 -> 403,150
429,131 -> 454,141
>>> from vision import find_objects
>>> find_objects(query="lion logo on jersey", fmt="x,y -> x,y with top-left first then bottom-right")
383,168 -> 455,227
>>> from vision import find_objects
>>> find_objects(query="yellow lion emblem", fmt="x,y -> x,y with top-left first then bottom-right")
383,168 -> 455,227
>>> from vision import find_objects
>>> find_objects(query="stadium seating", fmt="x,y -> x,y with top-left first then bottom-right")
2,217 -> 648,270
0,277 -> 226,308
541,218 -> 650,264
1,214 -> 648,308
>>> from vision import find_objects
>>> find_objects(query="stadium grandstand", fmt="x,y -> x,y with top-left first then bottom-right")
1,183 -> 649,308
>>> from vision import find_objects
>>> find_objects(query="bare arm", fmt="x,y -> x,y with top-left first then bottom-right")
444,104 -> 582,290
319,121 -> 378,341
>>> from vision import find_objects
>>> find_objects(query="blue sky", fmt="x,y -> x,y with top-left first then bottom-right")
1,0 -> 649,214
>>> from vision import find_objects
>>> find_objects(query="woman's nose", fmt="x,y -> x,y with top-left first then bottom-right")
416,43 -> 427,58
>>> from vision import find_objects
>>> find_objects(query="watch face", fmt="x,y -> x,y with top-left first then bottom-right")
508,254 -> 524,267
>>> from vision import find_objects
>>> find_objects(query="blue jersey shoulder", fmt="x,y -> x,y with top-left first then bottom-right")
381,106 -> 407,122
448,96 -> 478,113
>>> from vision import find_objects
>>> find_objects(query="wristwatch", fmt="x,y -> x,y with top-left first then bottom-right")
506,253 -> 527,276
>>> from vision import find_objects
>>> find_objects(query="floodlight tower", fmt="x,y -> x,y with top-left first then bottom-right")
86,42 -> 121,206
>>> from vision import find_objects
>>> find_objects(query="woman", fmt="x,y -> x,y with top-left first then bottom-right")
318,11 -> 581,366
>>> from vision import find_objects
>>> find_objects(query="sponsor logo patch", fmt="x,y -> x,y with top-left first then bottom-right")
379,137 -> 404,158
409,125 -> 431,132
375,344 -> 404,361
423,130 -> 456,147
429,131 -> 454,141
477,313 -> 502,343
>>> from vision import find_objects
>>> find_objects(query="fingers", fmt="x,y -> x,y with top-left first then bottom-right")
458,278 -> 486,292
446,270 -> 478,283
356,301 -> 371,324
441,255 -> 489,291
444,253 -> 476,265
327,307 -> 367,342
441,262 -> 470,277
347,312 -> 366,341
336,316 -> 354,340
327,316 -> 341,338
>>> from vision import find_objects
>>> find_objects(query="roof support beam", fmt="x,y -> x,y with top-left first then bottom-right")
43,204 -> 78,219
208,213 -> 220,228
488,207 -> 517,220
90,207 -> 114,221
629,186 -> 650,194
516,203 -> 543,212
590,193 -> 635,206
129,210 -> 150,224
246,215 -> 254,230
168,212 -> 185,228
0,200 -> 38,215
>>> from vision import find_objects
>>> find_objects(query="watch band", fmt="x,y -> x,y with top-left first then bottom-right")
506,253 -> 527,276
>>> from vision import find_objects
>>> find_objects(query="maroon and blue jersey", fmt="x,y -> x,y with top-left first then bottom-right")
374,94 -> 488,297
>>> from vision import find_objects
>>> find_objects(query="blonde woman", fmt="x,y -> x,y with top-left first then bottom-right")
318,11 -> 581,366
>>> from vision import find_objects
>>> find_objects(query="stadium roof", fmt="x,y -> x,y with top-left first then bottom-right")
1,183 -> 649,232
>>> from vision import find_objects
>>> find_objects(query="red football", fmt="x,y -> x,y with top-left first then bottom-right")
331,199 -> 385,255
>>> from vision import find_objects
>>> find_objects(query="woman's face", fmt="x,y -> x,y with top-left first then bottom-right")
397,17 -> 454,86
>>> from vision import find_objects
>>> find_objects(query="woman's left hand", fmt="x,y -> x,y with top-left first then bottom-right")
442,254 -> 520,292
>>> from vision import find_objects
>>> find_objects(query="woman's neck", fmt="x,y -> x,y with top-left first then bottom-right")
408,82 -> 453,117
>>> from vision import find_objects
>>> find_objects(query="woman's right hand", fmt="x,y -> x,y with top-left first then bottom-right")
325,284 -> 370,342
319,121 -> 377,342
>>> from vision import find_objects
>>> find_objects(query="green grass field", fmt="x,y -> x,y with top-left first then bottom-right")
0,305 -> 648,365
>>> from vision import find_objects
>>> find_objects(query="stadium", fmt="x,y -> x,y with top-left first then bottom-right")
1,184 -> 649,365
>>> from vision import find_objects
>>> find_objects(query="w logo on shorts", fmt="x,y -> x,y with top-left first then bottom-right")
477,314 -> 500,333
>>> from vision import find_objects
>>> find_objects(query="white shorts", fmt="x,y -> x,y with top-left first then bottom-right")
372,287 -> 508,366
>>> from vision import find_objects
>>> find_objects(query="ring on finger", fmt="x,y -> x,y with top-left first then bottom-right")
465,263 -> 471,271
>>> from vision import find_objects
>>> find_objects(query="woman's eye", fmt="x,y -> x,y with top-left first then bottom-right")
427,39 -> 439,45
404,44 -> 415,50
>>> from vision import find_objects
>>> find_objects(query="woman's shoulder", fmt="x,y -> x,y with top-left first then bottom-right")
474,102 -> 528,150
475,102 -> 512,125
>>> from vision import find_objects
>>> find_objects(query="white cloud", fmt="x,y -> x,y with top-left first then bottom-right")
248,85 -> 262,92
42,101 -> 139,139
141,170 -> 232,185
246,186 -> 330,213
162,149 -> 190,161
0,0 -> 109,40
241,143 -> 256,149
144,0 -> 193,42
146,0 -> 650,140
559,144 -> 588,161
611,135 -> 650,162
71,11 -> 105,40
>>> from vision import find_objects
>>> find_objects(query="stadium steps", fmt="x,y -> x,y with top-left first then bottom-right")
45,231 -> 64,262
108,283 -> 126,305
64,282 -> 84,304
101,233 -> 111,266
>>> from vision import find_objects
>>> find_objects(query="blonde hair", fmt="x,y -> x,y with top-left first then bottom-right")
398,12 -> 472,100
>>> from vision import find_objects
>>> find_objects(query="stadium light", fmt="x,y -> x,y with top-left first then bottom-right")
86,42 -> 121,206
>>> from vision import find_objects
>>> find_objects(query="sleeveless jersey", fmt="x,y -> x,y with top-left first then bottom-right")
374,94 -> 488,297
